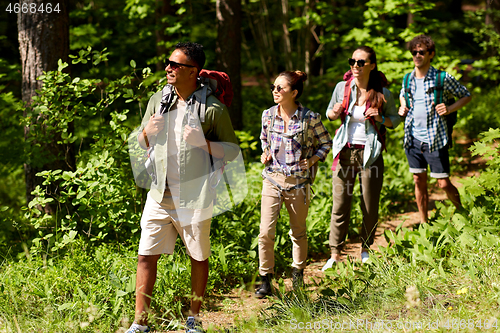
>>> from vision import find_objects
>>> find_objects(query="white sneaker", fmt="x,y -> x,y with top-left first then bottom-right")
185,316 -> 204,333
361,251 -> 370,263
321,258 -> 337,271
125,323 -> 150,333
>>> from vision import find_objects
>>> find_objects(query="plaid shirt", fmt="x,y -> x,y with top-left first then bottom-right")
400,66 -> 470,152
260,104 -> 332,178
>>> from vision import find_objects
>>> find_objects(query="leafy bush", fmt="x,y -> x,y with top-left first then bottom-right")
21,49 -> 159,254
456,87 -> 500,140
378,128 -> 500,275
0,58 -> 27,255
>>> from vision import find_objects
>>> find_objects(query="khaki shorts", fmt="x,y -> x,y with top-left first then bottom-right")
138,191 -> 212,261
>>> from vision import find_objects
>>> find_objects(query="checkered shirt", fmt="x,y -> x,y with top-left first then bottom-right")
260,104 -> 332,178
400,66 -> 470,152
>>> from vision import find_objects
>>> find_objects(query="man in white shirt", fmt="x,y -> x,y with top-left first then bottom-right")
126,42 -> 239,333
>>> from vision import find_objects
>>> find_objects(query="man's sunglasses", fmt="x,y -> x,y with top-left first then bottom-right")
270,84 -> 285,93
348,58 -> 368,67
165,59 -> 197,70
411,50 -> 428,56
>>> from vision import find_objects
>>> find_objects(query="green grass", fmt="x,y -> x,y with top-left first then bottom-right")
229,129 -> 500,333
1,98 -> 500,332
1,244 -> 136,332
232,217 -> 500,332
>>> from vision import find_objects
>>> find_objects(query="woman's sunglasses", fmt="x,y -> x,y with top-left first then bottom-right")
348,58 -> 368,67
411,50 -> 428,57
270,84 -> 285,93
165,60 -> 197,70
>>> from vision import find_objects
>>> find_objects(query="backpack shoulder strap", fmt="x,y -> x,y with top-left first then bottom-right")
194,77 -> 213,123
403,73 -> 412,108
340,80 -> 352,122
435,70 -> 457,146
300,106 -> 311,158
365,101 -> 387,153
299,106 -> 319,182
434,70 -> 446,106
266,105 -> 277,146
159,84 -> 174,115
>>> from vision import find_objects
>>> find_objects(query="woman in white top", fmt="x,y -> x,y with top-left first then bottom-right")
322,46 -> 400,270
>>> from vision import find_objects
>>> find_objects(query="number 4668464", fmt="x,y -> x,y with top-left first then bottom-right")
6,3 -> 61,14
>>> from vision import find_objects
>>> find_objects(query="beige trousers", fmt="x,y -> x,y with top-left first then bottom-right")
258,173 -> 310,276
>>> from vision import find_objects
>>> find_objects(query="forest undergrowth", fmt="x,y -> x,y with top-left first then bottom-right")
1,125 -> 500,332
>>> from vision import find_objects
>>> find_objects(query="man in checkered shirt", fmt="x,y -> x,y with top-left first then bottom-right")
399,35 -> 472,224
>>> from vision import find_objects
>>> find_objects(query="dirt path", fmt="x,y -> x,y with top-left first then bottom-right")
162,191 -> 449,332
164,141 -> 485,332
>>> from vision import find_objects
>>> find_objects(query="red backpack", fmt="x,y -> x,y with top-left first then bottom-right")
199,69 -> 233,107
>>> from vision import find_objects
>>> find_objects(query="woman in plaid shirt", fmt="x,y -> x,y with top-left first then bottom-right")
255,70 -> 332,298
322,46 -> 401,270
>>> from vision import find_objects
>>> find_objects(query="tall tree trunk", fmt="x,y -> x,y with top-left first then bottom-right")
281,0 -> 293,71
485,0 -> 500,59
304,0 -> 311,80
327,0 -> 341,74
407,1 -> 415,26
486,0 -> 500,35
216,0 -> 243,130
18,0 -> 73,213
310,25 -> 323,77
304,0 -> 323,78
407,12 -> 414,26
244,0 -> 276,78
261,0 -> 276,75
155,0 -> 175,72
246,15 -> 270,78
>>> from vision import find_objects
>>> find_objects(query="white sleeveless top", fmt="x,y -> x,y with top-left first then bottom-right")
347,105 -> 367,145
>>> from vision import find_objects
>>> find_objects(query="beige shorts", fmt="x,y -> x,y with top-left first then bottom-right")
138,192 -> 212,261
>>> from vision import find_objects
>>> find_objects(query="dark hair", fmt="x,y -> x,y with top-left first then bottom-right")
175,42 -> 206,71
408,35 -> 435,56
355,46 -> 386,109
278,70 -> 308,100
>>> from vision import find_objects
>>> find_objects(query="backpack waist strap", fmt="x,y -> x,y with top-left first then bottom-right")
345,142 -> 365,149
262,169 -> 311,192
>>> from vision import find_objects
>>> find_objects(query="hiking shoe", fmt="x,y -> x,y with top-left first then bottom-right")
254,274 -> 273,298
185,316 -> 204,333
321,257 -> 337,271
125,323 -> 150,333
292,268 -> 304,289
